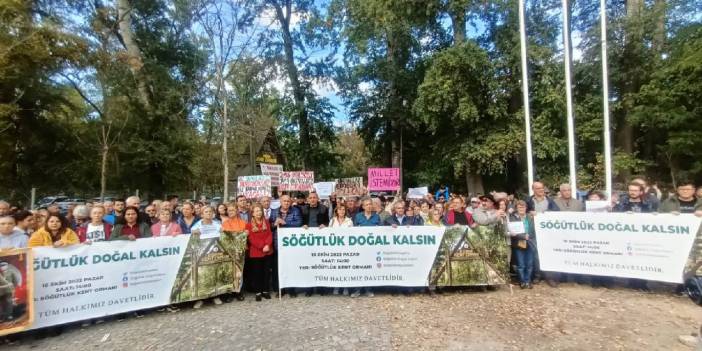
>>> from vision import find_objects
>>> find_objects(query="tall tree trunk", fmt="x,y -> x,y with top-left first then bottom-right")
220,64 -> 229,201
116,0 -> 152,111
449,5 -> 466,45
652,0 -> 666,53
449,2 -> 484,194
100,135 -> 109,202
271,1 -> 311,169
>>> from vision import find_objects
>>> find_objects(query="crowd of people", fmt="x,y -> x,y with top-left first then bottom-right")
1,177 -> 702,317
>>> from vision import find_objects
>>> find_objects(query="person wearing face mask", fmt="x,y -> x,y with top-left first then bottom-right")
28,214 -> 79,248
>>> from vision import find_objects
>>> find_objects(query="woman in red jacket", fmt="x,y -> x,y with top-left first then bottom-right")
246,204 -> 272,301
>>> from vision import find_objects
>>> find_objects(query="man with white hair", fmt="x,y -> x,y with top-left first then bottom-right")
553,183 -> 584,212
115,196 -> 150,225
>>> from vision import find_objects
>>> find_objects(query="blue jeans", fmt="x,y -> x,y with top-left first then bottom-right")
515,243 -> 535,284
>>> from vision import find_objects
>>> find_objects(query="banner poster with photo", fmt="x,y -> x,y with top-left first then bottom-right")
29,233 -> 247,330
334,177 -> 363,197
260,163 -> 283,186
279,171 -> 314,192
277,225 -> 509,288
0,249 -> 33,336
237,175 -> 272,199
535,212 -> 701,283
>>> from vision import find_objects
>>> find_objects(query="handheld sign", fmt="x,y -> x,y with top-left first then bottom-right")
237,175 -> 271,199
279,171 -> 314,192
260,163 -> 283,186
335,177 -> 364,197
367,168 -> 400,191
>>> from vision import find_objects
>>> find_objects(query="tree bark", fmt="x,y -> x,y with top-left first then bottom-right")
117,0 -> 152,111
220,64 -> 229,202
271,0 -> 311,169
100,132 -> 109,202
449,5 -> 466,45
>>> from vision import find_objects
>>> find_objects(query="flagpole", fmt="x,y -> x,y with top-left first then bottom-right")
600,0 -> 613,199
562,0 -> 577,194
519,0 -> 535,196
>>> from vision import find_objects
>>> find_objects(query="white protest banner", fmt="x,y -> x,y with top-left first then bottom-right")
314,181 -> 336,198
535,212 -> 701,283
31,236 -> 189,328
335,177 -> 363,197
260,163 -> 283,186
237,175 -> 271,199
30,233 -> 248,330
279,171 -> 314,192
407,186 -> 428,199
277,226 -> 444,288
585,200 -> 610,212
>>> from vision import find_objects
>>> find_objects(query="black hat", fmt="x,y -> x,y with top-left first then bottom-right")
479,194 -> 496,203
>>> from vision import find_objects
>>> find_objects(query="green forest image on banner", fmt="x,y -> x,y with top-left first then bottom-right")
429,226 -> 510,286
170,232 -> 248,303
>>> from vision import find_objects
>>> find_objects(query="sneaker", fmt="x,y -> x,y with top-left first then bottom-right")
193,300 -> 204,309
213,297 -> 223,305
364,290 -> 374,297
166,305 -> 180,313
342,288 -> 349,296
236,293 -> 245,301
350,291 -> 361,298
255,293 -> 262,302
332,288 -> 340,295
261,292 -> 271,300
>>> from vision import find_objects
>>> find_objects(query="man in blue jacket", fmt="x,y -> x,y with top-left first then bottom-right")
435,185 -> 450,202
269,194 -> 302,297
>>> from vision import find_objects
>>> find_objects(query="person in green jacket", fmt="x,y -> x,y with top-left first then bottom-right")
659,180 -> 702,215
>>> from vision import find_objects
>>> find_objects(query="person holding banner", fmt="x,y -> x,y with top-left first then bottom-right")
223,202 -> 247,232
372,198 -> 391,222
349,197 -> 379,298
191,206 -> 222,238
385,200 -> 423,226
28,214 -> 80,247
444,197 -> 476,227
613,182 -> 654,213
215,203 -> 228,222
270,195 -> 303,297
151,208 -> 183,237
508,200 -> 536,289
246,204 -> 273,301
330,204 -> 353,228
77,205 -> 112,243
301,192 -> 329,229
425,208 -> 444,227
660,180 -> 702,215
176,202 -> 199,234
613,181 -> 653,291
111,207 -> 151,241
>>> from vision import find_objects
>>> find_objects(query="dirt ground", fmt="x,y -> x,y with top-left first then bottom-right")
3,282 -> 701,350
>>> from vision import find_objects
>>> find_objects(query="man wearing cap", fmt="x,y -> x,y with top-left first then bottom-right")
472,194 -> 506,226
0,261 -> 19,321
466,197 -> 481,215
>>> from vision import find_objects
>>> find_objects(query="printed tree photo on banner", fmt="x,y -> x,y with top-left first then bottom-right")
368,168 -> 400,192
170,232 -> 248,303
237,175 -> 272,199
429,226 -> 510,287
335,177 -> 364,197
260,163 -> 283,187
279,171 -> 314,192
0,249 -> 33,336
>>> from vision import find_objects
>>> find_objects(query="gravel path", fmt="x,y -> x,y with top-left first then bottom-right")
3,283 -> 701,350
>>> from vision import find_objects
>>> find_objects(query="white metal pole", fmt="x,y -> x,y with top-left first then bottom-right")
562,0 -> 577,194
600,0 -> 613,199
519,0 -> 535,196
